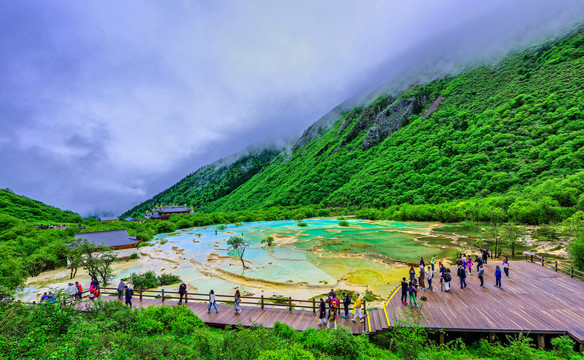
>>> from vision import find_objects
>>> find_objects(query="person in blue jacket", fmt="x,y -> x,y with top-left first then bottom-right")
458,264 -> 467,289
495,265 -> 502,288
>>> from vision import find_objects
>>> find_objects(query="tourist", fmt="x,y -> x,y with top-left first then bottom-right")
208,290 -> 219,313
409,266 -> 416,282
419,264 -> 426,290
117,279 -> 125,300
88,288 -> 98,301
66,283 -> 77,301
478,264 -> 485,287
40,292 -> 50,303
318,298 -> 326,325
327,289 -> 336,313
234,290 -> 241,315
482,249 -> 489,264
467,258 -> 473,274
91,277 -> 99,292
400,277 -> 408,305
48,292 -> 56,304
75,281 -> 83,300
178,282 -> 187,305
327,301 -> 338,330
125,285 -> 133,307
458,263 -> 467,289
420,257 -> 425,268
438,263 -> 445,291
342,293 -> 351,318
442,269 -> 452,292
431,255 -> 437,271
475,255 -> 483,272
495,266 -> 502,288
352,293 -> 364,323
408,282 -> 419,307
427,266 -> 434,290
503,257 -> 510,278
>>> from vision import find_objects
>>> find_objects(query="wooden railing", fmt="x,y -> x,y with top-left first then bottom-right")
91,287 -> 368,331
524,252 -> 584,281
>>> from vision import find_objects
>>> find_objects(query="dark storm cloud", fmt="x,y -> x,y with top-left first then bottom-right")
1,0 -> 584,216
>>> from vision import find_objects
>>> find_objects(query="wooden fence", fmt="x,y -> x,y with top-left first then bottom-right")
81,287 -> 369,332
524,252 -> 584,281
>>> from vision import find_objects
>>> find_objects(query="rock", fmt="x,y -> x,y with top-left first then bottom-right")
361,97 -> 426,149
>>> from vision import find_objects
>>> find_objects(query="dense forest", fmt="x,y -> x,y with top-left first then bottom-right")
125,27 -> 584,227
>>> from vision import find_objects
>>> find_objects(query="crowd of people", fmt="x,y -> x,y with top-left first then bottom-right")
400,251 -> 511,307
315,289 -> 366,330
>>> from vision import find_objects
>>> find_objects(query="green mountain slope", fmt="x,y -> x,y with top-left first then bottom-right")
0,189 -> 82,224
123,148 -> 282,218
128,28 -> 584,223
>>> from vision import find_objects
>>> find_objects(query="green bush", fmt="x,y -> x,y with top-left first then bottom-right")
551,335 -> 575,359
158,274 -> 181,286
156,222 -> 176,234
339,220 -> 350,227
129,271 -> 160,289
297,221 -> 308,227
129,253 -> 138,259
261,236 -> 274,246
216,224 -> 228,230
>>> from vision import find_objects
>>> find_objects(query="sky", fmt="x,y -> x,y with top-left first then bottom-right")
2,1 -> 584,216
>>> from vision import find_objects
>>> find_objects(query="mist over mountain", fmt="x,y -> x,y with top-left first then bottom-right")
125,24 -> 584,222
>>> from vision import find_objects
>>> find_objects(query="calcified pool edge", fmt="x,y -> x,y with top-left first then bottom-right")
23,219 -> 465,306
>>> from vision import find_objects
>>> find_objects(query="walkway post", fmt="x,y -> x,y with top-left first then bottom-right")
571,267 -> 574,278
363,301 -> 367,332
261,295 -> 264,310
555,261 -> 558,272
162,289 -> 165,302
531,254 -> 534,262
537,335 -> 545,349
288,297 -> 292,311
140,289 -> 143,301
542,257 -> 545,267
312,298 -> 316,314
185,292 -> 188,304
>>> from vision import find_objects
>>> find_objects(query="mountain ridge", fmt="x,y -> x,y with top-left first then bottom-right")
124,26 -> 584,222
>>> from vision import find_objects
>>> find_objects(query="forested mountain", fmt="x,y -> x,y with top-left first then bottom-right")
0,189 -> 82,224
126,28 -> 584,223
123,148 -> 282,218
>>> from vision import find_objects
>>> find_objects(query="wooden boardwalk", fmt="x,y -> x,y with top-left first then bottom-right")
75,260 -> 584,345
385,261 -> 584,344
77,296 -> 370,334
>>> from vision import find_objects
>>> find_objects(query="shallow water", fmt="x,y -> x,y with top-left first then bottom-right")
23,218 -> 467,303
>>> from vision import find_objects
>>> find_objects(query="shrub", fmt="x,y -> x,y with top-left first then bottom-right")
551,336 -> 575,359
261,236 -> 274,246
216,224 -> 228,230
158,274 -> 181,286
297,221 -> 308,227
129,253 -> 138,259
128,272 -> 181,289
339,220 -> 350,227
129,271 -> 160,289
156,222 -> 176,234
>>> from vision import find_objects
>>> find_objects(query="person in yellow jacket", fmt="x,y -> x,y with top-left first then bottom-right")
352,293 -> 364,323
431,255 -> 437,271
